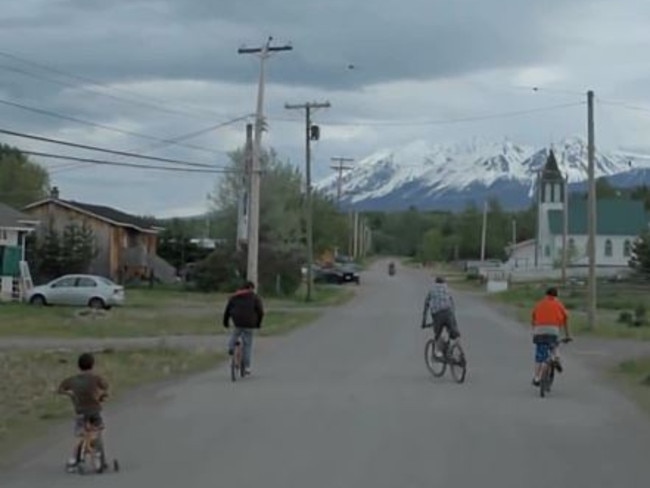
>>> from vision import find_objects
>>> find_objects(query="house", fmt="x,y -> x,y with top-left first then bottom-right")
506,151 -> 649,274
0,202 -> 39,300
23,188 -> 176,283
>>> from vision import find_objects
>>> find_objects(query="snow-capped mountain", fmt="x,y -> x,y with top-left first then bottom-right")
316,137 -> 650,211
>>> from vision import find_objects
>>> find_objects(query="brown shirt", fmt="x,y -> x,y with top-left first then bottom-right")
58,372 -> 109,415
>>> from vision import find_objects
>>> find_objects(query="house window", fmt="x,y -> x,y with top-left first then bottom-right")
624,240 -> 632,257
544,184 -> 552,203
544,245 -> 551,257
604,239 -> 613,257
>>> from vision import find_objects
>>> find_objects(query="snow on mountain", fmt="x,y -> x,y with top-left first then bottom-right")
316,137 -> 650,211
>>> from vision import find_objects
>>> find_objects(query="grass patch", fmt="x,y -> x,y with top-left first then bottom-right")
613,357 -> 650,415
0,305 -> 318,339
485,282 -> 650,341
0,347 -> 224,459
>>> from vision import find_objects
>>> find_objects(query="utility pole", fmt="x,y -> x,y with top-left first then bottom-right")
480,200 -> 488,261
353,211 -> 360,258
512,219 -> 517,247
238,37 -> 292,288
285,101 -> 331,301
330,157 -> 354,205
587,90 -> 597,330
561,171 -> 569,285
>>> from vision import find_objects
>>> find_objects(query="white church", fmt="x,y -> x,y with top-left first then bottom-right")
506,150 -> 649,274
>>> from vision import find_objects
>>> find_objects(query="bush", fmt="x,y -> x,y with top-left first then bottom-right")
192,243 -> 304,296
618,311 -> 634,325
633,304 -> 647,327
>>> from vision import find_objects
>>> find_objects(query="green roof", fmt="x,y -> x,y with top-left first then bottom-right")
548,199 -> 649,236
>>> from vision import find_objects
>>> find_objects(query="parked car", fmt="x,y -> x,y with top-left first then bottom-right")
26,274 -> 125,309
314,264 -> 360,285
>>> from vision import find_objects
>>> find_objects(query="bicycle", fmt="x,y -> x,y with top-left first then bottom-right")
424,325 -> 467,383
69,418 -> 119,475
538,337 -> 572,398
230,337 -> 246,382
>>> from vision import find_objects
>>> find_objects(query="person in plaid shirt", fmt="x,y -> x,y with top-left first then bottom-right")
421,276 -> 461,356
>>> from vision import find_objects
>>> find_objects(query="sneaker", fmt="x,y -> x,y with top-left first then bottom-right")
227,349 -> 234,356
243,369 -> 252,376
532,378 -> 541,387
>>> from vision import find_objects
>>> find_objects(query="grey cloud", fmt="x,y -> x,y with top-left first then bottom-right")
1,0 -> 587,92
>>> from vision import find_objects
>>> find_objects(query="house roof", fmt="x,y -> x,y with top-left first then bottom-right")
0,201 -> 39,229
540,150 -> 564,182
548,198 -> 649,236
24,198 -> 160,233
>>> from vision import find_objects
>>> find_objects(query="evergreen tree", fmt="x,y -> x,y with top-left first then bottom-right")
629,233 -> 650,276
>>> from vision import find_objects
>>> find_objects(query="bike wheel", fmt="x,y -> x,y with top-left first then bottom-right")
539,364 -> 550,398
449,343 -> 467,384
230,356 -> 237,382
424,339 -> 446,377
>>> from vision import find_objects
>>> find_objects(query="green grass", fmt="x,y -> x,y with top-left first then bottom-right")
0,304 -> 319,339
612,357 -> 650,415
0,347 -> 224,460
486,282 -> 650,341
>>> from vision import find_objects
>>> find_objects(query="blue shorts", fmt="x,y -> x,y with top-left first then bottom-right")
534,335 -> 559,363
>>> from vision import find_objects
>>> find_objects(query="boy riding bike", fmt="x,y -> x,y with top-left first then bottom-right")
422,276 -> 461,356
58,352 -> 109,472
531,287 -> 572,386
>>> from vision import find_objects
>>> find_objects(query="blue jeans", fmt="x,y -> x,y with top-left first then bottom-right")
228,328 -> 253,368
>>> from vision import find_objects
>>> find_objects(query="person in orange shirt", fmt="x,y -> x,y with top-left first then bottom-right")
530,287 -> 572,386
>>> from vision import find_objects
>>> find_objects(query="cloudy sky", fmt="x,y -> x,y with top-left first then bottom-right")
1,0 -> 650,217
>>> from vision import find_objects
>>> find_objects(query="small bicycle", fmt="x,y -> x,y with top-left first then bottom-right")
539,337 -> 572,398
69,418 -> 119,475
424,325 -> 467,383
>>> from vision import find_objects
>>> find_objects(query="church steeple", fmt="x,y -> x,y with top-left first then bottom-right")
539,149 -> 565,203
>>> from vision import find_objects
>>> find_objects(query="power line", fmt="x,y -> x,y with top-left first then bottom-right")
0,97 -> 230,155
268,102 -> 585,127
0,50 -> 232,121
20,150 -> 238,174
46,116 -> 251,175
0,127 -> 229,169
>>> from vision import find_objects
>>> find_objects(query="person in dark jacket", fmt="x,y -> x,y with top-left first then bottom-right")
223,281 -> 264,374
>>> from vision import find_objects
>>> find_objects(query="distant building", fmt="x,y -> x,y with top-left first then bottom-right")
506,150 -> 648,271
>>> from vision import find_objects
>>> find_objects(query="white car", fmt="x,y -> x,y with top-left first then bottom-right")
26,274 -> 125,309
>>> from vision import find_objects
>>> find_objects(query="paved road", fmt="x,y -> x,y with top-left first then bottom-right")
2,263 -> 650,487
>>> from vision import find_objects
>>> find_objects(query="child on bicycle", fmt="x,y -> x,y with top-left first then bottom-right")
57,352 -> 109,471
421,276 -> 461,356
530,287 -> 572,386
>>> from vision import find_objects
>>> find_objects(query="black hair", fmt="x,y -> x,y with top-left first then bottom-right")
242,281 -> 255,290
435,276 -> 446,284
546,287 -> 558,297
78,353 -> 95,371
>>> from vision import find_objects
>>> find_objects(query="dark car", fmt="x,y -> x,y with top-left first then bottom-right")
314,264 -> 360,285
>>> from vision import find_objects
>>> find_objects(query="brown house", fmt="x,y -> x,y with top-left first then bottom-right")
23,188 -> 175,283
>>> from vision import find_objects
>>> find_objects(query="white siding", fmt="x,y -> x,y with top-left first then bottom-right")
552,234 -> 634,267
0,228 -> 19,246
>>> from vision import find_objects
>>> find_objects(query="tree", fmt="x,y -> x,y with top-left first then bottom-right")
33,224 -> 63,281
60,221 -> 97,274
417,228 -> 444,263
629,233 -> 650,276
31,221 -> 96,281
0,144 -> 50,208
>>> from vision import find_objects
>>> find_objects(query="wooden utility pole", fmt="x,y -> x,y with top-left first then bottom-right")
238,37 -> 292,288
285,101 -> 331,301
561,171 -> 569,284
587,90 -> 597,330
330,157 -> 354,205
480,200 -> 488,261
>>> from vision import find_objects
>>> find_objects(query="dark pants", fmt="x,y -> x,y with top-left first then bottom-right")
432,308 -> 460,341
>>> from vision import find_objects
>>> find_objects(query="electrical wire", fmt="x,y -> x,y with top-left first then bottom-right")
268,102 -> 585,127
20,150 -> 238,174
0,127 -> 229,170
0,50 -> 233,121
0,97 -> 232,155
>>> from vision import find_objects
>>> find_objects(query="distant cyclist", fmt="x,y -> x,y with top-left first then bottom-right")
223,281 -> 264,376
530,287 -> 572,386
422,276 -> 461,356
